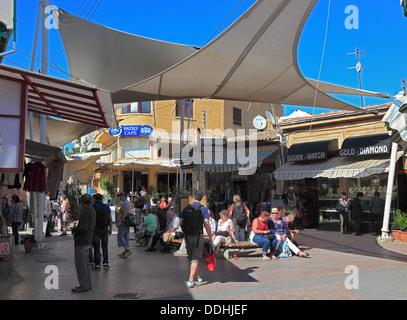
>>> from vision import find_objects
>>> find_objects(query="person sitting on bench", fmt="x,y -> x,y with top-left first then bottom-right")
212,210 -> 237,253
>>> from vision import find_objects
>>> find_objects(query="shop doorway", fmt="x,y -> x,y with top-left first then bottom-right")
123,171 -> 148,198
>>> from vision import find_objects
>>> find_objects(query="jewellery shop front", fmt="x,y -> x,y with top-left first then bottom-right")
273,133 -> 406,231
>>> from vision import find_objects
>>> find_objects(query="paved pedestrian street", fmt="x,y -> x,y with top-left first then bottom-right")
1,229 -> 407,301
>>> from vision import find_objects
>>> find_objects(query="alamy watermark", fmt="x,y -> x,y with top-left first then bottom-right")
344,265 -> 359,290
44,265 -> 59,290
345,5 -> 359,30
150,125 -> 258,175
44,5 -> 59,30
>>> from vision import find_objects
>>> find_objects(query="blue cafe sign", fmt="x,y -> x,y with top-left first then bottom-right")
109,125 -> 153,137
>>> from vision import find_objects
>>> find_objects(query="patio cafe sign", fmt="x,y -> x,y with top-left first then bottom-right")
109,125 -> 153,137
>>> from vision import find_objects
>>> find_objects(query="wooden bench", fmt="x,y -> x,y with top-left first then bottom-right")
219,241 -> 262,259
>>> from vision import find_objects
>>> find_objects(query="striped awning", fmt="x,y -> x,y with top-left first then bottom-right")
274,151 -> 403,181
199,149 -> 276,174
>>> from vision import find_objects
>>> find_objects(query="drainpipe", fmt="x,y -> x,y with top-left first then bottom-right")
0,0 -> 17,57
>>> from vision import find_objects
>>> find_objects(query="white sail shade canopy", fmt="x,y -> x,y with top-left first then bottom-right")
56,0 -> 388,112
55,9 -> 199,94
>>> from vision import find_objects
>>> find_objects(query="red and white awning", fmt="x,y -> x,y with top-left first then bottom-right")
0,64 -> 116,128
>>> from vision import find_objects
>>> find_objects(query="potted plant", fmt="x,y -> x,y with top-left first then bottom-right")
392,210 -> 407,242
391,210 -> 401,241
399,212 -> 407,243
21,234 -> 36,253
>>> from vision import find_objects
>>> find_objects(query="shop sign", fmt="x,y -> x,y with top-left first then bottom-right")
286,151 -> 326,162
339,142 -> 391,157
0,242 -> 9,255
109,125 -> 153,137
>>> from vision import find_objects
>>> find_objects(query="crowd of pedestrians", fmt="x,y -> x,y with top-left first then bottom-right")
0,185 -> 386,292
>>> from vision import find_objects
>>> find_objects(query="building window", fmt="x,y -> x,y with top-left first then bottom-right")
121,138 -> 150,158
233,107 -> 242,126
175,99 -> 193,118
122,101 -> 151,114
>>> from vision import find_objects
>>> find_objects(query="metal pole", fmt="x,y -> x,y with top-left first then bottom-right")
196,128 -> 201,191
203,111 -> 207,139
179,100 -> 185,193
29,3 -> 42,141
381,140 -> 398,240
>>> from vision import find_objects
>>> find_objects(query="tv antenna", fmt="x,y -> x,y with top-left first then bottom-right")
348,48 -> 366,108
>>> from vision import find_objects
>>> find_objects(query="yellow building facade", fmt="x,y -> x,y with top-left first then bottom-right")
93,99 -> 281,199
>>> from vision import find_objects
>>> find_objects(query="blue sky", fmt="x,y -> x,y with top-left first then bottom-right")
3,0 -> 407,116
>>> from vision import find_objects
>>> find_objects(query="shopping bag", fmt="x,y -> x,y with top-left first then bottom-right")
205,245 -> 216,271
277,240 -> 292,258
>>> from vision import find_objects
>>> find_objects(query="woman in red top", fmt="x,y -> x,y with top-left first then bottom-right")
249,211 -> 277,260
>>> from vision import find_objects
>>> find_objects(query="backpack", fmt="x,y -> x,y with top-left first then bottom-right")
181,204 -> 204,235
134,195 -> 144,208
93,203 -> 110,228
156,207 -> 168,230
232,202 -> 247,228
336,200 -> 345,213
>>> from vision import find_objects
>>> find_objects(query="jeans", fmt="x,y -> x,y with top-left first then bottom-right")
92,227 -> 109,265
135,208 -> 142,225
252,234 -> 277,255
370,213 -> 383,234
353,218 -> 362,234
117,224 -> 130,248
341,211 -> 351,233
11,222 -> 20,244
233,221 -> 246,242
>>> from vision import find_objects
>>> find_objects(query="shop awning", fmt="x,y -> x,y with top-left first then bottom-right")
25,139 -> 67,165
199,148 -> 276,174
113,158 -> 177,168
286,139 -> 338,162
382,94 -> 407,152
26,113 -> 99,148
63,151 -> 111,185
339,133 -> 391,157
0,64 -> 116,128
274,152 -> 403,181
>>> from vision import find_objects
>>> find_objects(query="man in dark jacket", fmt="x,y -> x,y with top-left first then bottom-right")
349,192 -> 364,236
71,194 -> 96,292
369,191 -> 385,235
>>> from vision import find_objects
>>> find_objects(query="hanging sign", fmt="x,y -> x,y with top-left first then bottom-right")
109,125 -> 153,137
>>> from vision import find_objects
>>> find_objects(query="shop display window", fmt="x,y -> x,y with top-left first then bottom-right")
318,178 -> 340,200
348,176 -> 390,199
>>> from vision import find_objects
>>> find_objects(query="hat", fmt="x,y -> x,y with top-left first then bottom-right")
117,192 -> 127,197
271,208 -> 279,214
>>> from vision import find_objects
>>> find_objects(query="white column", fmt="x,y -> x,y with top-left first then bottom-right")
381,140 -> 398,239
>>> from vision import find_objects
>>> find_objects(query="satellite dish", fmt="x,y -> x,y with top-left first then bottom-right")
253,115 -> 267,130
266,110 -> 275,126
356,61 -> 362,72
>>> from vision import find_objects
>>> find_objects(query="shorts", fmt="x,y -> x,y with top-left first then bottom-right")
185,233 -> 204,264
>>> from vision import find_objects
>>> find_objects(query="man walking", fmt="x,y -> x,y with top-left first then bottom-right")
91,193 -> 112,270
71,194 -> 96,292
116,192 -> 132,258
180,191 -> 213,288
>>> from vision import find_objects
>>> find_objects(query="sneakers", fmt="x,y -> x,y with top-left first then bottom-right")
187,281 -> 198,288
103,263 -> 109,270
94,265 -> 101,271
197,277 -> 203,283
119,249 -> 133,259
